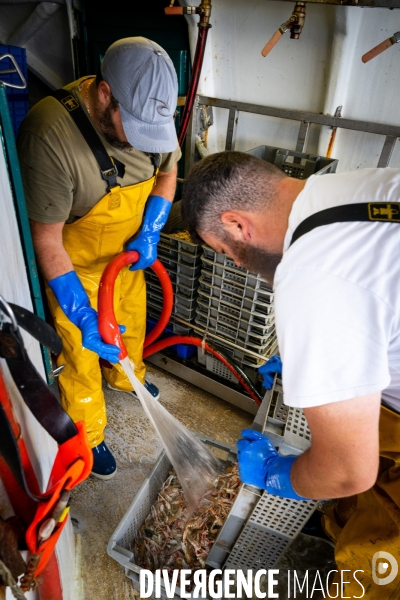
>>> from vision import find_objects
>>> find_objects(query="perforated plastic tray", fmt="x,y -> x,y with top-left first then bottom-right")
262,376 -> 312,455
197,298 -> 275,337
202,257 -> 272,293
201,269 -> 273,303
198,289 -> 274,326
196,347 -> 260,385
195,310 -> 276,351
199,277 -> 274,315
159,232 -> 203,257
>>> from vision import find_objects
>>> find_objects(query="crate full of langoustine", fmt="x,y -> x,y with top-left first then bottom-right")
107,434 -> 317,600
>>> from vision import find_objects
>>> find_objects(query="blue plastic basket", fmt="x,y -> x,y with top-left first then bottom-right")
7,99 -> 29,137
146,317 -> 196,360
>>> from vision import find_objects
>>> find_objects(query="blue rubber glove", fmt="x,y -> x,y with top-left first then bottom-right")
259,355 -> 282,390
237,430 -> 310,500
126,195 -> 172,271
48,271 -> 125,364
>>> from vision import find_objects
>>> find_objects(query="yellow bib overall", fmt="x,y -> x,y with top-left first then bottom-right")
46,177 -> 155,447
323,406 -> 400,598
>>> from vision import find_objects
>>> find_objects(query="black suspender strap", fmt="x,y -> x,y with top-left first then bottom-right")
150,152 -> 161,176
0,322 -> 77,446
51,88 -> 123,192
0,299 -> 78,501
290,202 -> 400,247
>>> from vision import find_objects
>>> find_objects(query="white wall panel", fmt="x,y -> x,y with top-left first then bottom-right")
182,1 -> 400,170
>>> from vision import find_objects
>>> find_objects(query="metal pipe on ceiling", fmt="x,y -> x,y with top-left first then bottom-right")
7,2 -> 61,47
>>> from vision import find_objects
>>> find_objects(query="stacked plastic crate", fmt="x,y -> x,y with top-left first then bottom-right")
195,246 -> 276,384
145,204 -> 203,358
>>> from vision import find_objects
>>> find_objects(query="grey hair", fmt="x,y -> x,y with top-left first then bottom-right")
181,151 -> 286,243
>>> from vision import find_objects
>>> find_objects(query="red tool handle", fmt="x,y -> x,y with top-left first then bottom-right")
261,29 -> 283,57
362,37 -> 393,63
98,252 -> 174,360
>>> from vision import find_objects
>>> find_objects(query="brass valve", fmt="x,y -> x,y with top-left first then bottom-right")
165,0 -> 212,28
261,2 -> 307,57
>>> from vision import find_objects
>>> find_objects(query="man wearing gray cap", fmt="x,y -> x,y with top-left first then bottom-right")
18,37 -> 181,479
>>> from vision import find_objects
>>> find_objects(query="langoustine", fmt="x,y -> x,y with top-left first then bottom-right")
133,463 -> 240,585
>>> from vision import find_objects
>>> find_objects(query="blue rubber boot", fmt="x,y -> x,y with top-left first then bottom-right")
106,380 -> 160,401
132,380 -> 160,401
91,441 -> 117,480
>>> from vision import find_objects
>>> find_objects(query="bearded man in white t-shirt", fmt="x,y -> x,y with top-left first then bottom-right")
182,151 -> 400,598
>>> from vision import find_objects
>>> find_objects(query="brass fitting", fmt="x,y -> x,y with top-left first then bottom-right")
290,2 -> 306,39
165,0 -> 212,27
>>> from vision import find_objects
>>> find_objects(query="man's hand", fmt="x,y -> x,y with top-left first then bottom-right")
291,392 -> 382,499
48,271 -> 124,363
259,355 -> 282,390
126,195 -> 172,271
237,430 -> 309,500
126,165 -> 177,271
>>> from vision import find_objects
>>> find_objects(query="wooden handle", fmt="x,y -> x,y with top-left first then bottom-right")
261,30 -> 283,57
164,6 -> 183,14
362,38 -> 393,63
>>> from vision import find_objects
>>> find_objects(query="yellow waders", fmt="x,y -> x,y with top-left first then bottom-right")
46,177 -> 155,448
323,406 -> 400,598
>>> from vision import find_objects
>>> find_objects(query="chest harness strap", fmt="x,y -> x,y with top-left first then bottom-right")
51,87 -> 161,188
290,201 -> 400,247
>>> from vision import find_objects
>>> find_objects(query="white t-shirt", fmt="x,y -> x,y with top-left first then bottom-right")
274,168 -> 400,413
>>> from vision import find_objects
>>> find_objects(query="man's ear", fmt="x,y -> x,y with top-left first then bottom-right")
221,211 -> 251,242
97,80 -> 112,106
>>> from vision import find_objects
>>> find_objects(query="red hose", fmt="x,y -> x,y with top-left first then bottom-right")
98,252 -> 260,405
143,336 -> 261,405
98,252 -> 173,359
178,26 -> 210,147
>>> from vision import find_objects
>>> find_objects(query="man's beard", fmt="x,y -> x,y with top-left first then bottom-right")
95,100 -> 133,152
224,235 -> 282,285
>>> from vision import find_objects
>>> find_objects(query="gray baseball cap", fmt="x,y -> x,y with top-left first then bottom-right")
101,37 -> 179,153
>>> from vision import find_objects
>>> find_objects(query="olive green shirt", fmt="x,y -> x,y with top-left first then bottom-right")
17,77 -> 181,224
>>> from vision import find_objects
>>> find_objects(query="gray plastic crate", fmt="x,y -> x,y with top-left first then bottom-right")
197,297 -> 275,337
199,277 -> 274,316
147,306 -> 193,336
247,144 -> 338,179
196,347 -> 260,385
146,268 -> 199,293
159,232 -> 203,258
262,376 -> 312,456
198,289 -> 274,326
107,435 -> 236,600
201,269 -> 273,304
158,247 -> 200,268
202,257 -> 272,292
108,433 -> 317,599
195,309 -> 276,350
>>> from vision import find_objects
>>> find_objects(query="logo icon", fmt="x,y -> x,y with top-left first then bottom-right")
150,97 -> 171,117
61,95 -> 79,112
368,202 -> 400,222
372,551 -> 398,586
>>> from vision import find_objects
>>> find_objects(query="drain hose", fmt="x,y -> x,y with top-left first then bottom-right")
98,251 -> 262,405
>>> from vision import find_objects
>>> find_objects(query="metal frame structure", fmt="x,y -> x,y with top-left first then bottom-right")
184,95 -> 400,176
